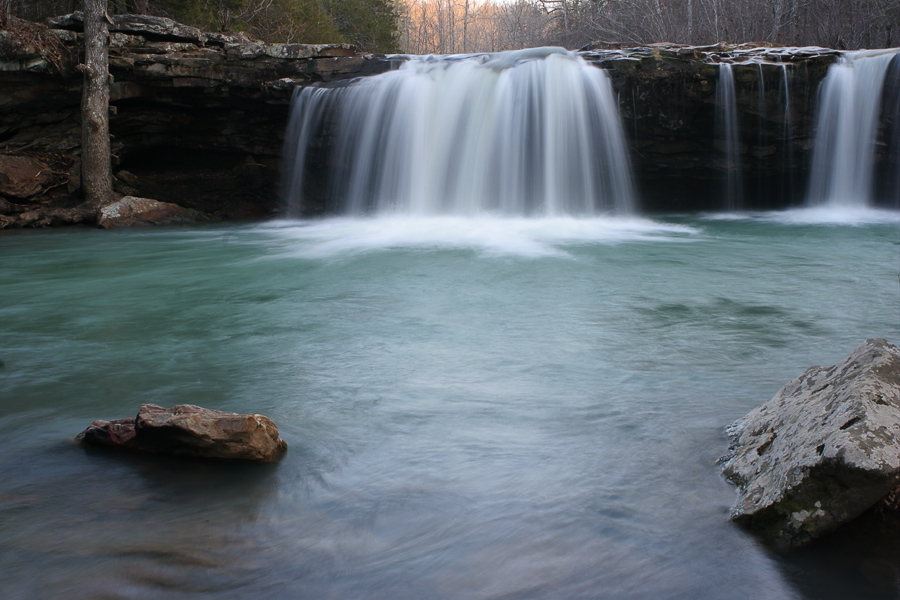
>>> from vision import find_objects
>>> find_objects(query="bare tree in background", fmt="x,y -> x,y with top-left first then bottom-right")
0,0 -> 23,27
12,0 -> 899,53
400,0 -> 554,53
0,1 -> 10,28
498,1 -> 552,49
80,0 -> 115,205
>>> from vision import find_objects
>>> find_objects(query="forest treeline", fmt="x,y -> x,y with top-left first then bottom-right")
3,0 -> 398,52
4,0 -> 899,53
401,0 -> 900,52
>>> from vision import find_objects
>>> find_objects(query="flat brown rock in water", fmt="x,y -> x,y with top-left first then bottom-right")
97,196 -> 208,228
721,338 -> 900,548
77,404 -> 287,462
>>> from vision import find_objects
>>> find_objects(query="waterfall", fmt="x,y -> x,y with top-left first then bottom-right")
806,49 -> 900,208
754,63 -> 770,204
780,64 -> 797,202
716,63 -> 743,211
882,54 -> 900,208
282,48 -> 636,217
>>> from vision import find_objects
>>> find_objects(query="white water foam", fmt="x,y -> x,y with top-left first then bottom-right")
256,216 -> 699,259
716,63 -> 743,211
700,207 -> 900,226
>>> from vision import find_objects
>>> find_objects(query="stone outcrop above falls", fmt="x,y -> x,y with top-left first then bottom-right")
77,403 -> 288,462
32,12 -> 389,90
46,12 -> 209,45
720,338 -> 900,548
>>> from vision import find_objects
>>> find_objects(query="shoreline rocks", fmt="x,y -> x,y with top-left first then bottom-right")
77,404 -> 288,462
721,338 -> 900,548
97,196 -> 209,228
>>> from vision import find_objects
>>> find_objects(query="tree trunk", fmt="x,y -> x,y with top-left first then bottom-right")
687,0 -> 693,43
713,0 -> 720,41
81,0 -> 115,206
463,0 -> 469,53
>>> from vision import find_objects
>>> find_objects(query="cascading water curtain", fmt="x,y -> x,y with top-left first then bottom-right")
806,49 -> 900,208
282,48 -> 636,217
715,63 -> 743,211
780,64 -> 798,203
883,53 -> 900,208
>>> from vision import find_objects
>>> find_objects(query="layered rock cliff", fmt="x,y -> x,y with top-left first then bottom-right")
0,13 -> 392,228
2,14 -> 893,227
586,43 -> 842,211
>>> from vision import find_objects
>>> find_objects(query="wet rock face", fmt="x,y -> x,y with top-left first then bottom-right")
585,44 -> 840,211
721,338 -> 900,548
77,404 -> 288,462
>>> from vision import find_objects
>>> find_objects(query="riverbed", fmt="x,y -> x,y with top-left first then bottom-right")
1,210 -> 898,599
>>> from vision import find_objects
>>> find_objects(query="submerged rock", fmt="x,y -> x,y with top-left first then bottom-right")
77,404 -> 288,462
721,338 -> 900,548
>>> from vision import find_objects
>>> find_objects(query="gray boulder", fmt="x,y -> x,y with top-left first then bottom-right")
721,338 -> 900,548
77,404 -> 288,462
